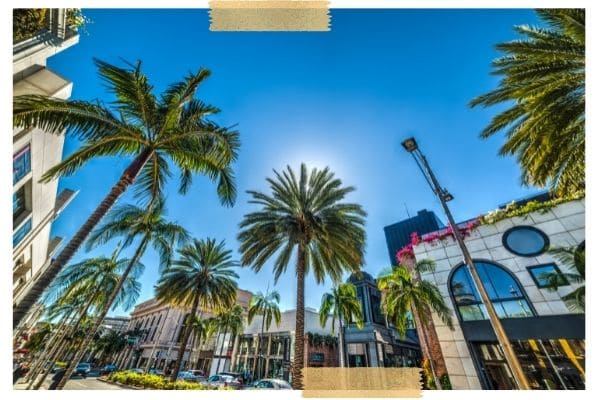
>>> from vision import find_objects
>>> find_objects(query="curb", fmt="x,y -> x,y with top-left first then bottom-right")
98,378 -> 142,390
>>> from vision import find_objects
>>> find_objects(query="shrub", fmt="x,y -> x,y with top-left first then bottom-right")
106,371 -> 225,390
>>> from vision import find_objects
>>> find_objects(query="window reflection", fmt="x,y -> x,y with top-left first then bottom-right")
450,262 -> 533,321
474,339 -> 585,390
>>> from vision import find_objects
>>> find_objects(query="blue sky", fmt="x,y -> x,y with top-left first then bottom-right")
47,9 -> 543,316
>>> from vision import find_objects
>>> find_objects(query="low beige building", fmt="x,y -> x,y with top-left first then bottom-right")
115,288 -> 253,374
13,9 -> 79,326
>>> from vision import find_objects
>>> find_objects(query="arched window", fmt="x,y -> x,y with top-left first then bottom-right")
449,261 -> 534,321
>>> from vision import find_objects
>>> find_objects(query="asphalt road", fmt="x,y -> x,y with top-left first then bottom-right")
14,377 -> 122,390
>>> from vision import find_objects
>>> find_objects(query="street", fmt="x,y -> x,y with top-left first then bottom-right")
14,377 -> 122,390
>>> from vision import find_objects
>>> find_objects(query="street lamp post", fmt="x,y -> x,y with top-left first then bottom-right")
401,137 -> 530,390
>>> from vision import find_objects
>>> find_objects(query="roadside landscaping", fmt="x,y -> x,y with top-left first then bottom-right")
105,371 -> 227,390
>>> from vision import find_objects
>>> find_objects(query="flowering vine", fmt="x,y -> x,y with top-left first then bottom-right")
395,219 -> 480,263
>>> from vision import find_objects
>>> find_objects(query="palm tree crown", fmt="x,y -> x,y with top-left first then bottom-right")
86,199 -> 189,268
470,9 -> 585,195
14,58 -> 239,203
155,238 -> 239,311
319,283 -> 364,332
543,245 -> 585,311
248,290 -> 282,330
377,260 -> 452,338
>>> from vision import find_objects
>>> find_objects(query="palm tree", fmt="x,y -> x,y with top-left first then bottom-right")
542,245 -> 585,311
238,164 -> 367,389
318,283 -> 363,368
247,287 -> 281,379
54,200 -> 188,389
377,260 -> 453,390
187,316 -> 218,371
92,330 -> 128,365
470,9 -> 585,196
13,58 -> 239,327
34,251 -> 143,390
155,238 -> 239,382
214,305 -> 244,374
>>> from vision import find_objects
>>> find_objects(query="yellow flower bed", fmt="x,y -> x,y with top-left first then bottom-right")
107,371 -> 228,390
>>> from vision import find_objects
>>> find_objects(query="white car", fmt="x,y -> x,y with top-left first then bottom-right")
207,374 -> 242,389
253,379 -> 292,389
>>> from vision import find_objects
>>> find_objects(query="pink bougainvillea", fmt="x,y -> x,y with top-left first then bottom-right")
396,244 -> 414,264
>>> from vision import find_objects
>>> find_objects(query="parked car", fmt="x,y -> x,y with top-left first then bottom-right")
100,364 -> 118,375
252,379 -> 292,389
74,363 -> 91,377
148,368 -> 165,376
207,374 -> 242,389
177,371 -> 202,382
187,370 -> 206,380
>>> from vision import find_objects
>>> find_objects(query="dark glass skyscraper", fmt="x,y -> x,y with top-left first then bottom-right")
383,209 -> 444,264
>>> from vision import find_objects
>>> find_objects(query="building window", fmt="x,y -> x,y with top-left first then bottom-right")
13,218 -> 32,247
474,339 -> 585,389
527,264 -> 569,289
13,144 -> 31,184
13,187 -> 27,223
309,352 -> 325,363
450,261 -> 534,321
502,226 -> 549,257
370,287 -> 385,325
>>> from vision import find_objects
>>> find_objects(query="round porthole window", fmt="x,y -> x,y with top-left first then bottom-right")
502,226 -> 549,257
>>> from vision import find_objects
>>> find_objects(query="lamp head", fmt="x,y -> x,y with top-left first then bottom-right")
401,137 -> 418,152
442,190 -> 454,202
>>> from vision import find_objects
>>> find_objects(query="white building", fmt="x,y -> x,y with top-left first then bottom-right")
409,195 -> 585,390
13,9 -> 78,315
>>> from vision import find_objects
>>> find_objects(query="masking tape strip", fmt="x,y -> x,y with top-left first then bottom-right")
209,1 -> 330,31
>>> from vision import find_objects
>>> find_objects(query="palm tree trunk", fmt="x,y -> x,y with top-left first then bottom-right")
170,293 -> 201,382
410,300 -> 441,390
54,237 -> 149,390
216,328 -> 228,373
337,316 -> 345,368
24,309 -> 75,385
259,315 -> 266,378
13,148 -> 152,330
30,285 -> 104,390
292,244 -> 306,390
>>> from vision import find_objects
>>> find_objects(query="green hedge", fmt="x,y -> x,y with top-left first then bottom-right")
107,371 -> 227,390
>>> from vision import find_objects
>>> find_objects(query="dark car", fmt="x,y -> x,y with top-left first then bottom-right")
74,363 -> 91,378
100,364 -> 118,375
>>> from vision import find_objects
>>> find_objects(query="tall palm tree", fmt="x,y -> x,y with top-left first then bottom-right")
238,164 -> 367,389
155,238 -> 239,382
318,283 -> 363,368
470,9 -> 585,196
13,58 -> 239,327
215,305 -> 244,374
377,260 -> 453,390
247,287 -> 281,378
54,200 -> 188,389
542,245 -> 585,311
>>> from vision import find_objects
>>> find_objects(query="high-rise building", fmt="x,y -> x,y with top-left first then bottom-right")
384,209 -> 444,265
13,9 -> 79,318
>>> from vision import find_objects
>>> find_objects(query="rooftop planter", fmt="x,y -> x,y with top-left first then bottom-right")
13,8 -> 88,44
